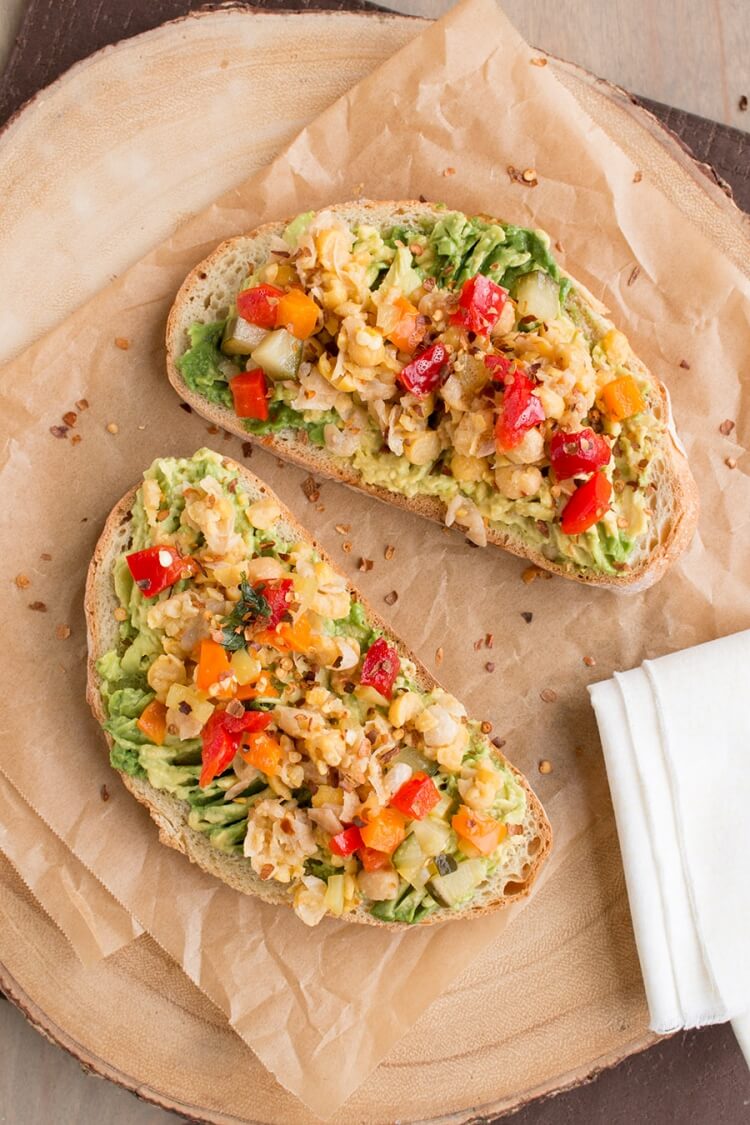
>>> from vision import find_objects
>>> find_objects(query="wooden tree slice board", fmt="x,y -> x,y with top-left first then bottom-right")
5,8 -> 746,1123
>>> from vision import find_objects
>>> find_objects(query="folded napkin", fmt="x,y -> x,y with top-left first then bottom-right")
589,630 -> 750,1067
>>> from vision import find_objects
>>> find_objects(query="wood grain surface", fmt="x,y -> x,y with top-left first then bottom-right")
1,3 -> 750,1125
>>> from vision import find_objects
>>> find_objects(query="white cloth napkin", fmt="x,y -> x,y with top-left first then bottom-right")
588,629 -> 750,1066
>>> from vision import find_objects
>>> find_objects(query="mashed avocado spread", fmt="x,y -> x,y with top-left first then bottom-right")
177,207 -> 662,577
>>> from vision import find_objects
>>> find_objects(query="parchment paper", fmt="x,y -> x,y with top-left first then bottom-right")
1,0 -> 749,1116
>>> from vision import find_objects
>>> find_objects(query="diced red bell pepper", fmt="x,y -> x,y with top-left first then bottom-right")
236,284 -> 284,329
397,342 -> 449,398
126,546 -> 194,598
358,846 -> 393,872
549,428 -> 611,480
450,275 -> 509,336
329,825 -> 364,856
494,368 -> 545,450
560,472 -> 612,536
255,578 -> 293,628
200,708 -> 273,788
230,368 -> 269,420
484,354 -> 513,381
359,638 -> 400,699
390,772 -> 441,820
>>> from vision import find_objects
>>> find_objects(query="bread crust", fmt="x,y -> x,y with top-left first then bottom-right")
165,200 -> 699,591
85,454 -> 552,928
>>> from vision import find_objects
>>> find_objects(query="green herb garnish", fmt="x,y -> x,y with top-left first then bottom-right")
220,576 -> 271,652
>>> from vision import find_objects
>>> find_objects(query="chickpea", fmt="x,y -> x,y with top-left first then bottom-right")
451,453 -> 487,482
504,426 -> 545,465
403,430 -> 441,466
494,464 -> 543,500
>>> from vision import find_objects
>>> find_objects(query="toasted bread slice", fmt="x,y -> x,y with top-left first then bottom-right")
166,201 -> 698,590
85,452 -> 552,928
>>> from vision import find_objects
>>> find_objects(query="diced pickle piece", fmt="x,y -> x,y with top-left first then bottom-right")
222,317 -> 268,355
251,327 -> 303,380
426,858 -> 485,907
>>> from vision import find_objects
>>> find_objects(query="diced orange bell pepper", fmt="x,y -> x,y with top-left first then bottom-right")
451,805 -> 507,856
136,699 -> 167,746
235,671 -> 279,701
255,614 -> 317,655
386,297 -> 426,354
196,639 -> 233,694
599,375 -> 645,422
275,289 -> 319,340
360,808 -> 407,854
240,731 -> 283,777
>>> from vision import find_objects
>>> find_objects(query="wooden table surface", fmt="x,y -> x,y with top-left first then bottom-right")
1,2 -> 749,1123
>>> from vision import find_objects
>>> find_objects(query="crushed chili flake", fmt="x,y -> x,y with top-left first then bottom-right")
40,553 -> 52,561
50,425 -> 68,439
206,425 -> 219,435
627,265 -> 641,287
530,56 -> 548,66
485,661 -> 496,673
473,639 -> 483,651
679,359 -> 690,370
435,646 -> 444,666
384,544 -> 395,560
241,442 -> 253,457
632,170 -> 643,183
443,166 -> 456,177
335,524 -> 351,535
540,687 -> 558,703
316,504 -> 326,513
521,611 -> 533,624
384,590 -> 398,606
62,411 -> 77,427
55,624 -> 71,640
114,337 -> 130,350
538,759 -> 553,774
302,475 -> 320,503
507,164 -> 538,187
71,434 -> 82,446
358,558 -> 373,572
260,864 -> 274,880
28,601 -> 47,612
522,565 -> 545,584
492,736 -> 506,749
719,419 -> 735,436
100,784 -> 110,802
342,542 -> 352,553
485,633 -> 494,649
480,720 -> 493,734
583,654 -> 596,667
14,574 -> 30,589
75,398 -> 89,411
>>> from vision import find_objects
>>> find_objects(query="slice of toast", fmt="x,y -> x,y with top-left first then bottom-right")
85,451 -> 552,928
166,201 -> 698,590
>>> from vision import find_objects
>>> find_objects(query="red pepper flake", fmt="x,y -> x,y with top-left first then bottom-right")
358,558 -> 373,572
100,784 -> 110,802
50,425 -> 68,439
55,624 -> 71,640
71,434 -> 82,446
530,56 -> 548,67
485,633 -> 494,649
75,398 -> 89,412
443,166 -> 456,177
632,170 -> 643,183
384,590 -> 398,606
492,736 -> 506,749
719,419 -> 735,436
335,524 -> 351,535
480,720 -> 493,734
206,425 -> 219,435
473,638 -> 483,651
520,611 -> 533,624
40,553 -> 52,561
679,359 -> 690,370
384,544 -> 395,561
540,688 -> 558,703
627,265 -> 641,287
507,165 -> 538,187
62,411 -> 77,427
14,574 -> 30,589
241,442 -> 253,458
114,337 -> 130,350
342,542 -> 352,554
435,646 -> 444,667
485,661 -> 495,673
301,475 -> 320,503
28,601 -> 47,612
583,654 -> 596,667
